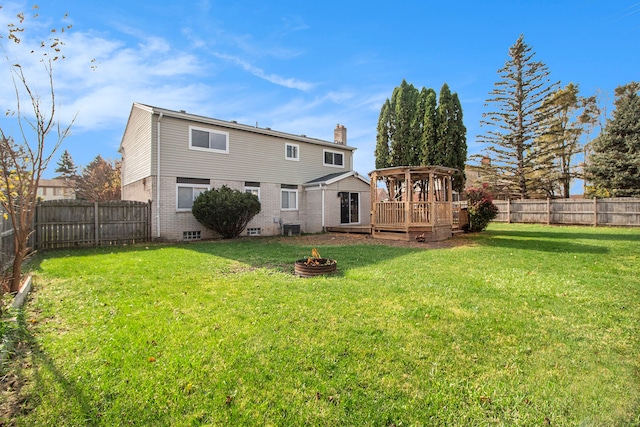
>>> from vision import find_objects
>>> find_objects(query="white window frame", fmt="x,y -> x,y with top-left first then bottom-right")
281,189 -> 298,211
285,143 -> 300,161
176,184 -> 210,211
189,126 -> 229,154
323,149 -> 345,168
244,186 -> 260,200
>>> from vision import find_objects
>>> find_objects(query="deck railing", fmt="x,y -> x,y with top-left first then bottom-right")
433,202 -> 452,226
410,202 -> 430,224
375,201 -> 456,226
375,201 -> 406,225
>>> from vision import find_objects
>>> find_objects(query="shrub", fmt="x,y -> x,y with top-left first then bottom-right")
192,186 -> 261,239
464,185 -> 499,232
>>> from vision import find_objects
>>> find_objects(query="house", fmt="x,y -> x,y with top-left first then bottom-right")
37,179 -> 75,201
119,103 -> 370,241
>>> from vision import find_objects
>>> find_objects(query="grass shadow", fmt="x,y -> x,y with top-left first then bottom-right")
178,234 -> 435,276
0,310 -> 98,423
30,234 -> 436,278
486,228 -> 640,242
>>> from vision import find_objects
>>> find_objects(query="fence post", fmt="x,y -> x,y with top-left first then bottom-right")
593,198 -> 598,227
507,199 -> 511,223
547,198 -> 551,225
33,203 -> 38,251
148,200 -> 153,240
94,202 -> 99,247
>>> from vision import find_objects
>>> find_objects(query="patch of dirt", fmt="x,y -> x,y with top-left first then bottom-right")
273,231 -> 476,250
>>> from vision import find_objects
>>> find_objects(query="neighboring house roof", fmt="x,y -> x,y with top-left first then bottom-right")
39,178 -> 72,188
120,102 -> 358,153
303,171 -> 369,187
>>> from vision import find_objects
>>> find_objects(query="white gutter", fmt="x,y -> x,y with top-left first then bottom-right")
156,112 -> 163,238
321,184 -> 326,231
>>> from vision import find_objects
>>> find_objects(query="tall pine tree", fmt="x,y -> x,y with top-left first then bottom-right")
54,149 -> 78,181
586,82 -> 640,197
478,34 -> 559,199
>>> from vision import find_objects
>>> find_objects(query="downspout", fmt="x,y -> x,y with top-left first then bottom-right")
321,184 -> 326,231
156,112 -> 163,238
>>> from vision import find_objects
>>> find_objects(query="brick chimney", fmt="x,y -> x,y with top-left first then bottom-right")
334,124 -> 347,145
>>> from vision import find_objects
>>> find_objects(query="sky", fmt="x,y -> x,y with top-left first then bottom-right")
1,0 -> 638,195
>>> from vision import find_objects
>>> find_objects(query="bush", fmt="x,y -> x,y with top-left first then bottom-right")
192,186 -> 261,239
465,185 -> 499,232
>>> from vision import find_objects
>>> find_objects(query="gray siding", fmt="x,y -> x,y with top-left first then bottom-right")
120,105 -> 153,185
156,116 -> 353,185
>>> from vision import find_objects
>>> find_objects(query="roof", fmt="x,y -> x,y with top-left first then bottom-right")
304,171 -> 369,186
38,179 -> 73,188
369,165 -> 459,180
124,102 -> 357,152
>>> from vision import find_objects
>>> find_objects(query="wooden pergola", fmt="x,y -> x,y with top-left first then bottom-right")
369,165 -> 466,241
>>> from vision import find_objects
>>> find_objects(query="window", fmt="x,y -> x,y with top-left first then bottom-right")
246,228 -> 261,236
285,143 -> 299,161
189,126 -> 229,153
281,185 -> 298,210
244,181 -> 260,200
183,231 -> 201,240
177,185 -> 209,210
323,149 -> 344,167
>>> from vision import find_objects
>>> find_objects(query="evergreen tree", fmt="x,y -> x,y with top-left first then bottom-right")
436,83 -> 454,166
54,149 -> 78,181
586,82 -> 640,197
76,155 -> 121,201
390,80 -> 421,167
420,88 -> 438,166
451,92 -> 468,192
375,81 -> 467,196
478,34 -> 559,199
435,84 -> 468,192
375,100 -> 392,170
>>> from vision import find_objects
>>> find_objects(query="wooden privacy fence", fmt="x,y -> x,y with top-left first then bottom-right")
493,198 -> 640,226
1,206 -> 15,272
34,200 -> 151,249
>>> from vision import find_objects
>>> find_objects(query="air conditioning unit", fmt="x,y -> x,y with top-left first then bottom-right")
283,223 -> 301,236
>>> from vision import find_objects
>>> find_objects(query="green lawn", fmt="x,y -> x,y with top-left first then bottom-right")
2,223 -> 639,426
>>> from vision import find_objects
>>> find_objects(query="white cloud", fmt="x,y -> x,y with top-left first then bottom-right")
213,52 -> 314,91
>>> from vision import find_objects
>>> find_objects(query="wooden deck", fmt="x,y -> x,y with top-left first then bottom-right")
325,225 -> 372,234
369,201 -> 467,241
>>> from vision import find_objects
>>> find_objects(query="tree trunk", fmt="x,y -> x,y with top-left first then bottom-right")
10,248 -> 23,293
9,229 -> 29,293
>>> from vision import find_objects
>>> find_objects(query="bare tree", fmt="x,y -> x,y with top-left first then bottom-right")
0,7 -> 73,293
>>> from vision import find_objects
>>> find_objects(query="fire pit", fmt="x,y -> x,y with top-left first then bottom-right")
294,248 -> 337,277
